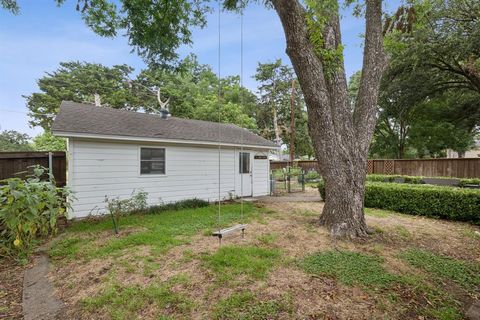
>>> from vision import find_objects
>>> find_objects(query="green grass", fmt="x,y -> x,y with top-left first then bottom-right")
211,291 -> 292,320
202,245 -> 281,283
256,233 -> 278,246
50,203 -> 262,261
461,228 -> 480,239
299,251 -> 399,290
300,251 -> 464,318
400,248 -> 480,291
394,225 -> 412,239
364,208 -> 391,218
426,306 -> 463,320
82,276 -> 192,320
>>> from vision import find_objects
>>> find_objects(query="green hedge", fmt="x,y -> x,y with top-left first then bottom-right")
366,174 -> 480,188
366,174 -> 424,184
459,178 -> 480,187
318,181 -> 480,223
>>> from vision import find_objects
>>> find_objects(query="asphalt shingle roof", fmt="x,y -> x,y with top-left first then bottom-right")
52,101 -> 277,148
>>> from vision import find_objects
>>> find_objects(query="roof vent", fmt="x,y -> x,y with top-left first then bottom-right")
160,109 -> 171,120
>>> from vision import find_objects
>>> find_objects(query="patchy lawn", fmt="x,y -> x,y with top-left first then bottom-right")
47,192 -> 480,319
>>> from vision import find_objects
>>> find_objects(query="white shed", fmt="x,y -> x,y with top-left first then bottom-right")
52,101 -> 278,219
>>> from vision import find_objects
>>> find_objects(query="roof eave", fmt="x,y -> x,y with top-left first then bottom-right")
52,130 -> 280,150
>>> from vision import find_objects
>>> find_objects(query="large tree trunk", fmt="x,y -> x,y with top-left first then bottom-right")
320,153 -> 369,237
272,0 -> 387,237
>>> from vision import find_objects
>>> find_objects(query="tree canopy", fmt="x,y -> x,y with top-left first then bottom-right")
0,130 -> 33,152
25,61 -> 142,129
254,59 -> 313,158
358,0 -> 480,159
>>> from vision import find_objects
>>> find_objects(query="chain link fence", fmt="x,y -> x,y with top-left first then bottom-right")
270,167 -> 305,195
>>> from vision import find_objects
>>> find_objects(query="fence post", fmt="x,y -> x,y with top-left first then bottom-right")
48,152 -> 53,182
269,171 -> 274,195
287,167 -> 291,193
302,169 -> 305,192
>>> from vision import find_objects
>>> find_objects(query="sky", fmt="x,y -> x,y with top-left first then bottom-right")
0,0 -> 400,137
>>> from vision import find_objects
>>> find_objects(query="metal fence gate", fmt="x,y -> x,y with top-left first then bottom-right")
270,167 -> 305,195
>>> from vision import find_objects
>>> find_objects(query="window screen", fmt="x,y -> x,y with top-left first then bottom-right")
239,152 -> 250,174
140,148 -> 166,175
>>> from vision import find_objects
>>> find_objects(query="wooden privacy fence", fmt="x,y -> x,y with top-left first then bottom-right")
271,158 -> 480,178
0,152 -> 66,186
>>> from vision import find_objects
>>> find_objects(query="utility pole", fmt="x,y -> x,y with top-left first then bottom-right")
289,79 -> 296,163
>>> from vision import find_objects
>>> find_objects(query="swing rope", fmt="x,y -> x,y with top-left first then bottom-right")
240,9 -> 244,225
217,0 -> 222,233
214,1 -> 246,243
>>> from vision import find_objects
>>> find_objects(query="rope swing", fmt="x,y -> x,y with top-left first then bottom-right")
212,1 -> 247,244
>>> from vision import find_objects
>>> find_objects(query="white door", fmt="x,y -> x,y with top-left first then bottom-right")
239,151 -> 252,197
253,153 -> 269,196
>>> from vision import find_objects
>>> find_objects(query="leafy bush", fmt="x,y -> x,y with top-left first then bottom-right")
0,166 -> 71,260
105,190 -> 148,234
366,182 -> 480,223
366,174 -> 423,184
305,170 -> 320,181
367,174 -> 480,187
317,179 -> 326,200
271,169 -> 285,180
459,178 -> 480,187
317,181 -> 480,223
141,198 -> 209,214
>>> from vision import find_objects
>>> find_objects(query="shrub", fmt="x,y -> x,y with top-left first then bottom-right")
459,178 -> 480,187
317,179 -> 326,200
365,182 -> 480,223
105,190 -> 148,234
317,181 -> 480,223
142,198 -> 209,214
0,166 -> 72,260
305,170 -> 320,182
366,174 -> 423,184
271,169 -> 285,180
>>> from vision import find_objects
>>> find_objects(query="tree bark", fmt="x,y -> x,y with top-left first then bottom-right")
272,0 -> 387,237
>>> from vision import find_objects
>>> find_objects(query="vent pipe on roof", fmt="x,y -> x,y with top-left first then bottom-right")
160,109 -> 171,119
157,88 -> 171,119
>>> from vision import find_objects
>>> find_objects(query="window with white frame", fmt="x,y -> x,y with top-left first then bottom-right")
140,148 -> 166,175
239,152 -> 250,174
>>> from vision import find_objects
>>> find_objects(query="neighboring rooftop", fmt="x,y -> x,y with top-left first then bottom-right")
52,101 -> 277,148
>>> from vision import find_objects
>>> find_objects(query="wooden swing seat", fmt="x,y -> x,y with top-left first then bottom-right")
212,224 -> 247,242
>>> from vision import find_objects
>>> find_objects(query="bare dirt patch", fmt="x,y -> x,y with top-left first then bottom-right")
0,258 -> 25,320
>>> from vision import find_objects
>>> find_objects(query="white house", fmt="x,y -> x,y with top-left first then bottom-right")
52,101 -> 278,219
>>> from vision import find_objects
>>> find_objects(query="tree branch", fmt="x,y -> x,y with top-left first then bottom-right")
353,0 -> 387,156
271,0 -> 339,166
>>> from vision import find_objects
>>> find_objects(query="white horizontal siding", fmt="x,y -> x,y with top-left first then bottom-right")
68,139 -> 270,218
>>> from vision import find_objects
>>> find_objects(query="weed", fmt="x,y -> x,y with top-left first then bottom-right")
82,277 -> 192,320
299,250 -> 398,290
461,228 -> 480,239
256,233 -> 278,246
394,225 -> 411,239
212,291 -> 293,320
202,245 -> 281,283
399,248 -> 480,291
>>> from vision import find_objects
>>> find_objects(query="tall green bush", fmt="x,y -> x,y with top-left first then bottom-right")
318,181 -> 480,223
0,166 -> 72,260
